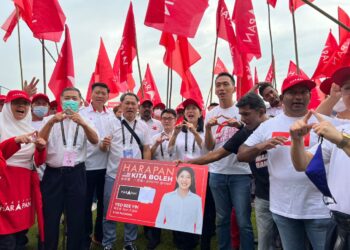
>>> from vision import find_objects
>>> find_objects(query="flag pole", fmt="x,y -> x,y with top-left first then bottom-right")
291,6 -> 300,75
267,3 -> 277,88
166,66 -> 170,108
15,7 -> 24,90
300,0 -> 350,32
135,46 -> 144,98
209,35 -> 219,105
169,54 -> 173,109
55,42 -> 60,57
38,40 -> 57,63
42,39 -> 47,94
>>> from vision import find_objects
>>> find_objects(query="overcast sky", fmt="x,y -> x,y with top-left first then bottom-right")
0,0 -> 348,105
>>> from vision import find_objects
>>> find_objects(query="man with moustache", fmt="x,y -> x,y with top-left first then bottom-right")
139,99 -> 163,138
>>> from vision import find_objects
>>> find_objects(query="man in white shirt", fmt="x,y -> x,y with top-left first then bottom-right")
205,72 -> 253,250
238,75 -> 332,250
102,93 -> 152,250
139,99 -> 163,138
79,83 -> 118,248
39,87 -> 99,250
258,83 -> 283,117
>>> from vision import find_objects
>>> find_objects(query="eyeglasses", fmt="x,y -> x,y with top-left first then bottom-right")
161,117 -> 175,121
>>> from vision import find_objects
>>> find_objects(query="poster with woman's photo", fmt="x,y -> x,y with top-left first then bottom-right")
106,159 -> 208,234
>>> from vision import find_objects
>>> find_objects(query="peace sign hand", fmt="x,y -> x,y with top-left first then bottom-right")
311,111 -> 342,144
290,110 -> 314,140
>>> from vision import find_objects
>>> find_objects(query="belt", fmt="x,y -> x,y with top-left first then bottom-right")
46,162 -> 85,172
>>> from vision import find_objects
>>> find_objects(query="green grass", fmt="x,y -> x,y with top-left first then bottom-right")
26,210 -> 257,249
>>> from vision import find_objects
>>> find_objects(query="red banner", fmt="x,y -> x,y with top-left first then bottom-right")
106,159 -> 208,234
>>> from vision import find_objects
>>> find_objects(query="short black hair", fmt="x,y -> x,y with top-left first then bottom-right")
216,72 -> 235,86
120,92 -> 139,103
208,102 -> 219,108
161,108 -> 177,118
60,87 -> 82,99
258,82 -> 275,96
236,92 -> 266,112
92,82 -> 110,93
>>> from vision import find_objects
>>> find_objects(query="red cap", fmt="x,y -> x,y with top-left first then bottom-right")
175,103 -> 184,113
332,66 -> 350,87
31,93 -> 50,104
140,99 -> 153,106
5,90 -> 31,103
281,75 -> 316,94
0,94 -> 6,101
182,98 -> 202,110
319,78 -> 334,95
49,100 -> 58,108
154,102 -> 166,110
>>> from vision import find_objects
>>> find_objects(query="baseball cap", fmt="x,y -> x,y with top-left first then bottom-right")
281,75 -> 316,94
332,66 -> 350,87
5,90 -> 31,103
182,98 -> 202,110
319,78 -> 334,95
0,94 -> 6,101
140,99 -> 153,106
32,93 -> 50,104
154,102 -> 166,110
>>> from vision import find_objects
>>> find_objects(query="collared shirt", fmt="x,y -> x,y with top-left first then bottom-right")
143,118 -> 163,138
44,113 -> 97,168
106,116 -> 152,179
155,189 -> 203,234
80,104 -> 118,171
151,130 -> 175,161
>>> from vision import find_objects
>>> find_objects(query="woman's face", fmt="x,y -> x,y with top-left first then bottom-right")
184,104 -> 200,124
176,170 -> 192,191
11,98 -> 30,120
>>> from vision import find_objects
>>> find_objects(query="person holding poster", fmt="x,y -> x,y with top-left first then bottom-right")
155,166 -> 203,234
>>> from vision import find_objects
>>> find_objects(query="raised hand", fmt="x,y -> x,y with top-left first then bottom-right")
290,110 -> 314,140
15,132 -> 35,144
329,83 -> 342,100
51,112 -> 66,123
70,112 -> 87,127
311,111 -> 342,144
258,136 -> 288,151
23,77 -> 39,97
34,137 -> 46,151
205,116 -> 219,129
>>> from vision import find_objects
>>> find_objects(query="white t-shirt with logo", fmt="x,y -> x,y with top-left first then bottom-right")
152,131 -> 175,161
308,124 -> 350,215
205,105 -> 250,175
244,113 -> 330,219
144,118 -> 163,138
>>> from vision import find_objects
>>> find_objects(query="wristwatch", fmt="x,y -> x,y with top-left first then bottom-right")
336,132 -> 350,149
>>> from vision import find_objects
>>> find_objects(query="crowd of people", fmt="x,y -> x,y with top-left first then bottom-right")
0,67 -> 349,250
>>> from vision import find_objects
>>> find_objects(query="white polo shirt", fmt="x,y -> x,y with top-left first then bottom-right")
205,105 -> 250,175
152,131 -> 175,161
44,113 -> 97,168
80,104 -> 118,171
106,117 -> 152,179
143,118 -> 163,138
308,124 -> 350,215
244,113 -> 330,219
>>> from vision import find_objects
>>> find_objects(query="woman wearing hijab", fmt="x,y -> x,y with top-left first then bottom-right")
0,90 -> 46,249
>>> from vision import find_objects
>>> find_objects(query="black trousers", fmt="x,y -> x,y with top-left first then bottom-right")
41,163 -> 86,250
0,230 -> 28,250
84,169 -> 106,246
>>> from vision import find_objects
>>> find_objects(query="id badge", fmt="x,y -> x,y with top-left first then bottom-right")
123,147 -> 134,158
63,150 -> 77,167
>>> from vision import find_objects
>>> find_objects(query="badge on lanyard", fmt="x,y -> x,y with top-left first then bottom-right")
123,146 -> 134,158
61,121 -> 79,167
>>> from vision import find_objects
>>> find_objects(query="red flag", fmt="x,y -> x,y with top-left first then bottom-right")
180,70 -> 204,109
48,25 -> 75,110
214,57 -> 229,74
265,59 -> 275,82
144,0 -> 208,38
287,61 -> 308,78
312,31 -> 338,80
267,0 -> 277,8
322,38 -> 350,77
237,56 -> 253,99
254,67 -> 259,85
31,0 -> 66,42
113,2 -> 137,92
159,32 -> 176,69
216,0 -> 243,76
339,7 -> 350,44
86,38 -> 119,103
137,64 -> 162,106
1,10 -> 18,42
289,0 -> 315,12
232,0 -> 262,61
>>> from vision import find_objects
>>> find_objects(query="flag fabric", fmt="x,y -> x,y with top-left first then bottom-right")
144,0 -> 208,38
338,7 -> 350,44
113,2 -> 137,92
265,59 -> 275,83
236,55 -> 253,100
305,142 -> 336,202
180,70 -> 204,109
214,57 -> 229,74
232,0 -> 262,61
48,25 -> 75,110
289,0 -> 315,12
86,38 -> 119,103
312,31 -> 339,80
267,0 -> 277,8
137,64 -> 162,106
1,10 -> 18,42
159,32 -> 176,70
216,0 -> 243,76
287,60 -> 308,78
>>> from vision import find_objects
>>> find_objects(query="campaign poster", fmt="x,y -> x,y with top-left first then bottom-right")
106,159 -> 208,235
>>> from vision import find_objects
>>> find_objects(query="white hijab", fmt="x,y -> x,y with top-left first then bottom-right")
0,103 -> 35,169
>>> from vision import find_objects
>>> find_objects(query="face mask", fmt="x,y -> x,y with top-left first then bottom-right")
62,100 -> 80,113
32,106 -> 49,118
333,98 -> 346,113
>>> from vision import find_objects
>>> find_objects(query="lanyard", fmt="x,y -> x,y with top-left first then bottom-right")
160,133 -> 173,158
185,132 -> 196,153
121,120 -> 137,145
60,121 -> 80,147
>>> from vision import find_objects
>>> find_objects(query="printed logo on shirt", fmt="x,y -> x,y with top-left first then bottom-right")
215,124 -> 238,144
255,152 -> 268,169
152,125 -> 158,130
271,132 -> 310,147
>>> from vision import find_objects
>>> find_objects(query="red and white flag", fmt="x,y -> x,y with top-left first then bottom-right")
144,0 -> 208,38
237,55 -> 253,100
339,7 -> 350,44
254,67 -> 259,85
267,0 -> 277,8
137,64 -> 162,106
214,57 -> 229,74
265,59 -> 275,83
48,25 -> 75,110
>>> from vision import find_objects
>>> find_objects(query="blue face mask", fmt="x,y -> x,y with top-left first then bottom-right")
62,100 -> 80,113
32,106 -> 49,118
